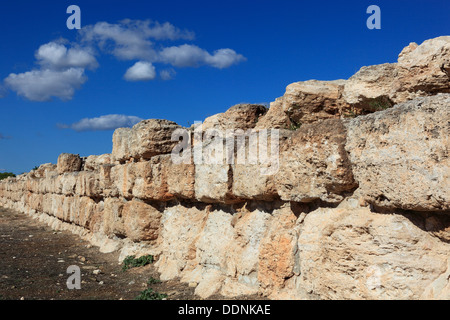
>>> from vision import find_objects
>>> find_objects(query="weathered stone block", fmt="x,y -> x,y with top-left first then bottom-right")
112,119 -> 182,162
57,153 -> 82,174
345,94 -> 450,211
276,119 -> 357,204
122,200 -> 162,242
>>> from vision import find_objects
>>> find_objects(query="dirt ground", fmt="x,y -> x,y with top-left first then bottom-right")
0,206 -> 265,301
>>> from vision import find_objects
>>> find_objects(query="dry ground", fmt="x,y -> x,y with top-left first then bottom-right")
0,206 -> 264,301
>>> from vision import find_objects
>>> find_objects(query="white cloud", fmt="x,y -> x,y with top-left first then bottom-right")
160,68 -> 176,80
120,19 -> 195,41
158,45 -> 206,68
80,20 -> 246,69
80,20 -> 194,61
81,21 -> 157,61
3,19 -> 246,101
124,61 -> 156,81
58,114 -> 143,132
159,44 -> 246,68
205,48 -> 247,69
4,68 -> 87,102
3,41 -> 96,102
36,42 -> 98,70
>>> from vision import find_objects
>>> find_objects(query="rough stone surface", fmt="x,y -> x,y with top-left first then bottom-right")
122,200 -> 162,242
297,207 -> 450,299
112,119 -> 182,162
342,63 -> 397,110
202,104 -> 267,131
257,36 -> 450,129
395,36 -> 450,102
156,204 -> 208,281
283,80 -> 349,124
345,94 -> 450,211
84,154 -> 111,171
57,153 -> 82,174
255,98 -> 290,129
276,119 -> 357,204
257,206 -> 299,292
343,36 -> 450,108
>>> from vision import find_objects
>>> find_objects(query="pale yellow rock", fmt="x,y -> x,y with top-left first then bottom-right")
202,104 -> 267,131
122,200 -> 162,242
396,36 -> 450,102
194,269 -> 225,299
84,154 -> 111,171
297,207 -> 450,300
345,94 -> 450,211
195,163 -> 232,203
343,63 -> 397,109
157,204 -> 208,280
112,119 -> 182,162
255,97 -> 289,129
75,171 -> 101,198
258,206 -> 299,292
283,80 -> 348,124
220,278 -> 259,297
196,209 -> 235,270
276,119 -> 357,203
60,173 -> 78,196
110,163 -> 135,199
57,153 -> 82,174
166,154 -> 195,199
343,36 -> 450,108
131,156 -> 174,201
231,129 -> 289,200
225,207 -> 271,281
103,197 -> 126,238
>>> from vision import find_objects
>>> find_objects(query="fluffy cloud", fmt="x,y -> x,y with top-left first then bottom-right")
80,19 -> 194,61
159,45 -> 246,68
121,19 -> 195,41
80,20 -> 246,69
124,61 -> 156,81
58,114 -> 143,132
205,48 -> 248,69
4,68 -> 87,102
4,41 -> 97,102
36,42 -> 98,70
3,19 -> 246,101
81,21 -> 157,61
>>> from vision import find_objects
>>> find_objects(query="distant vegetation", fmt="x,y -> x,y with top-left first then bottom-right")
122,255 -> 154,271
135,288 -> 168,300
0,172 -> 16,180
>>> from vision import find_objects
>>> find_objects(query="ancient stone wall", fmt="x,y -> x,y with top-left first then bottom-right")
0,36 -> 449,299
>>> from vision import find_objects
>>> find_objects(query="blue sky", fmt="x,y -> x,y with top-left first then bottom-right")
0,0 -> 449,174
